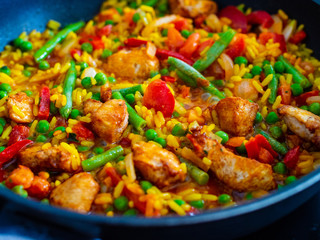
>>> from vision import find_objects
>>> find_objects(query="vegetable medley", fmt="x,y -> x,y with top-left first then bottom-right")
1,0 -> 320,217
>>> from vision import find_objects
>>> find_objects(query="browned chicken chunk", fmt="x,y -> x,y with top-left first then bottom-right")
19,145 -> 80,172
50,173 -> 99,213
215,97 -> 259,136
208,140 -> 276,191
278,105 -> 320,148
103,48 -> 159,80
169,0 -> 217,18
84,99 -> 129,143
7,92 -> 34,123
100,85 -> 112,102
132,141 -> 186,188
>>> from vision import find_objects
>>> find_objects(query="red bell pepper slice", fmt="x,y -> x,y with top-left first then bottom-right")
166,28 -> 185,50
38,86 -> 50,120
124,38 -> 148,47
219,6 -> 248,33
194,15 -> 206,28
258,147 -> 274,164
225,34 -> 246,60
245,137 -> 260,159
156,49 -> 194,66
172,19 -> 190,31
161,76 -> 176,83
8,125 -> 30,146
294,90 -> 319,106
259,32 -> 287,53
143,79 -> 175,118
72,122 -> 95,141
106,167 -> 146,214
278,84 -> 292,105
247,10 -> 274,28
289,30 -> 307,44
283,146 -> 300,169
0,140 -> 33,166
254,134 -> 278,158
79,35 -> 104,50
96,25 -> 112,38
179,33 -> 201,58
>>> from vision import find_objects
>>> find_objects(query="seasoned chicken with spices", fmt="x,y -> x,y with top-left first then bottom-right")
7,92 -> 34,123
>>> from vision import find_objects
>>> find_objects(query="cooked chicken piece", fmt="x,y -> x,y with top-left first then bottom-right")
84,99 -> 128,143
103,48 -> 159,80
132,141 -> 186,188
19,145 -> 80,172
169,0 -> 217,18
50,173 -> 99,213
100,85 -> 112,102
215,97 -> 259,136
278,105 -> 320,148
5,165 -> 34,189
208,140 -> 276,191
233,79 -> 259,101
7,92 -> 34,123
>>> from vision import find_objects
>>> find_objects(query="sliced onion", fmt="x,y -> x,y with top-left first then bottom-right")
282,19 -> 297,42
220,53 -> 234,80
125,153 -> 136,183
306,96 -> 320,105
146,42 -> 157,58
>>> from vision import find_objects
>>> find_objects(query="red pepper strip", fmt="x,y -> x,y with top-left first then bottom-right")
225,34 -> 245,60
96,25 -> 112,38
259,32 -> 287,53
0,169 -> 5,182
38,86 -> 50,120
179,33 -> 201,58
186,134 -> 204,154
289,30 -> 307,44
8,125 -> 30,146
247,10 -> 274,28
283,146 -> 300,169
172,19 -> 190,31
278,84 -> 292,105
258,147 -> 275,164
254,134 -> 278,158
79,35 -> 104,50
245,137 -> 260,159
156,49 -> 194,66
161,76 -> 176,83
0,140 -> 33,166
294,90 -> 319,106
106,167 -> 146,214
72,122 -> 95,141
219,6 -> 248,33
124,38 -> 148,47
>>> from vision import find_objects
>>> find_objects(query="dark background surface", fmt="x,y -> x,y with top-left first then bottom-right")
1,0 -> 320,239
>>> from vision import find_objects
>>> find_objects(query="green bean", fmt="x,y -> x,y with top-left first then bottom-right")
168,57 -> 225,99
34,21 -> 85,62
256,129 -> 288,155
263,64 -> 278,104
111,91 -> 146,131
277,55 -> 310,89
180,158 -> 209,185
59,61 -> 77,118
193,29 -> 236,72
112,84 -> 143,96
82,146 -> 124,171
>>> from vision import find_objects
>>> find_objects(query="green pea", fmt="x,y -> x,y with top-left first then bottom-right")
269,126 -> 283,139
236,143 -> 247,155
41,198 -> 49,204
215,131 -> 229,144
79,62 -> 88,71
265,112 -> 279,124
172,111 -> 180,118
181,30 -> 191,38
150,70 -> 159,78
212,79 -> 224,87
116,7 -> 123,14
39,60 -> 50,70
0,83 -> 12,93
105,20 -> 114,26
251,65 -> 262,76
158,3 -> 168,12
0,124 -> 4,135
189,200 -> 204,209
101,49 -> 113,59
160,68 -> 169,76
278,184 -> 284,189
129,1 -> 138,8
171,123 -> 186,136
36,135 -> 47,142
0,146 -> 5,153
262,60 -> 270,66
48,131 -> 54,138
81,77 -> 92,89
123,209 -> 137,216
70,109 -> 80,119
50,102 -> 58,114
274,61 -> 285,73
145,129 -> 158,141
0,117 -> 6,127
309,103 -> 320,115
300,105 -> 309,111
125,93 -> 135,105
77,145 -> 90,152
20,41 -> 33,51
218,194 -> 232,204
243,73 -> 253,79
245,192 -> 253,200
95,73 -> 108,86
108,76 -> 117,84
290,83 -> 303,96
113,38 -> 120,43
81,42 -> 93,53
12,185 -> 28,198
161,29 -> 168,37
132,12 -> 140,23
54,126 -> 66,132
13,37 -> 24,47
0,66 -> 11,76
24,90 -> 33,96
154,137 -> 166,147
285,176 -> 297,185
22,70 -> 31,77
94,147 -> 104,154
92,92 -> 101,101
234,56 -> 248,66
114,196 -> 129,211
273,162 -> 287,174
36,120 -> 50,133
140,180 -> 153,193
255,112 -> 263,123
174,199 -> 185,206
0,91 -> 8,99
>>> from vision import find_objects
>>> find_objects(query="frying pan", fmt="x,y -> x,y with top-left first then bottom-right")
1,0 -> 320,239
